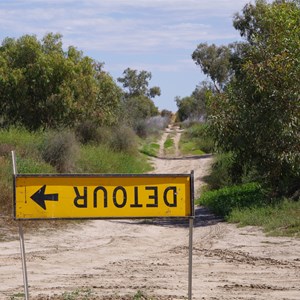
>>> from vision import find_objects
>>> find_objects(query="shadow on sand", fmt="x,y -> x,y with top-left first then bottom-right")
111,206 -> 223,228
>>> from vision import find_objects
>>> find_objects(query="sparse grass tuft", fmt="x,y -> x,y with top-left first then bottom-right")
77,144 -> 151,174
180,123 -> 214,154
228,199 -> 300,237
140,142 -> 160,157
163,136 -> 175,155
179,140 -> 205,156
62,288 -> 94,300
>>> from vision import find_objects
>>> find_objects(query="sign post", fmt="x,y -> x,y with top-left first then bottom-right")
12,151 -> 29,300
12,159 -> 194,299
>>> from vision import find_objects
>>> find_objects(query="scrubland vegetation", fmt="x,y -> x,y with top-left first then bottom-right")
178,0 -> 300,237
0,0 -> 299,238
0,125 -> 157,217
0,32 -> 172,220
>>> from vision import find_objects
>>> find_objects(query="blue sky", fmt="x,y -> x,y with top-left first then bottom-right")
0,0 -> 251,112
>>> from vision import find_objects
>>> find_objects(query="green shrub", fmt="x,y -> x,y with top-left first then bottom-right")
179,139 -> 205,156
198,182 -> 266,217
75,121 -> 101,145
108,125 -> 138,154
203,153 -> 234,190
75,122 -> 115,146
41,130 -> 79,173
134,120 -> 148,138
180,123 -> 214,154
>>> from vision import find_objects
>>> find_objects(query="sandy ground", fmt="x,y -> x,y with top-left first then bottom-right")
0,127 -> 299,299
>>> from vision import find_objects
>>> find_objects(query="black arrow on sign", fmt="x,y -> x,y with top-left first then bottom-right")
30,185 -> 59,210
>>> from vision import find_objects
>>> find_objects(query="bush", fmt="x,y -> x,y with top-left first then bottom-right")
135,116 -> 169,138
41,130 -> 79,173
203,153 -> 234,190
75,121 -> 101,145
75,121 -> 113,146
198,182 -> 266,217
108,125 -> 138,154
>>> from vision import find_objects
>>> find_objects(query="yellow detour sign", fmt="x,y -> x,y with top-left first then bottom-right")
14,174 -> 194,220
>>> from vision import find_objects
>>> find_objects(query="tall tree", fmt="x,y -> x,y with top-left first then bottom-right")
0,33 -> 121,130
204,0 -> 300,196
117,68 -> 160,127
117,68 -> 161,98
192,43 -> 233,92
176,81 -> 210,122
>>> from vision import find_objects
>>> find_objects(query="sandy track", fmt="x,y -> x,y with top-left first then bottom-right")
0,127 -> 299,299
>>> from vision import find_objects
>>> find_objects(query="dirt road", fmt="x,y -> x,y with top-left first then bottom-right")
0,127 -> 299,299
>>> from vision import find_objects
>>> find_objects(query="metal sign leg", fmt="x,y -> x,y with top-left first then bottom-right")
12,151 -> 29,299
18,222 -> 29,300
188,217 -> 193,300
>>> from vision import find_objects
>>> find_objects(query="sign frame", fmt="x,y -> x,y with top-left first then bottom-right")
12,150 -> 195,300
13,172 -> 194,220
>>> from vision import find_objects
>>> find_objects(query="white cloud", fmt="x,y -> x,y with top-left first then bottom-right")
0,0 -> 247,53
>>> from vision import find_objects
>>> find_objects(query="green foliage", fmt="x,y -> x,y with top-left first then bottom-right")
107,125 -> 138,154
194,0 -> 300,197
192,44 -> 233,92
121,95 -> 159,130
0,157 -> 13,215
75,121 -> 101,145
117,68 -> 160,130
0,127 -> 43,157
9,292 -> 25,299
140,142 -> 160,157
198,182 -> 266,217
117,68 -> 160,98
95,71 -> 123,126
228,199 -> 300,238
0,33 -> 121,130
164,137 -> 174,149
133,290 -> 146,300
202,153 -> 234,190
180,140 -> 205,156
181,123 -> 214,154
176,82 -> 209,122
41,130 -> 79,173
17,157 -> 55,174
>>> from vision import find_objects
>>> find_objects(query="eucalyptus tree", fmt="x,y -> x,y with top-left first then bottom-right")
0,33 -> 121,130
117,68 -> 160,128
192,0 -> 300,196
